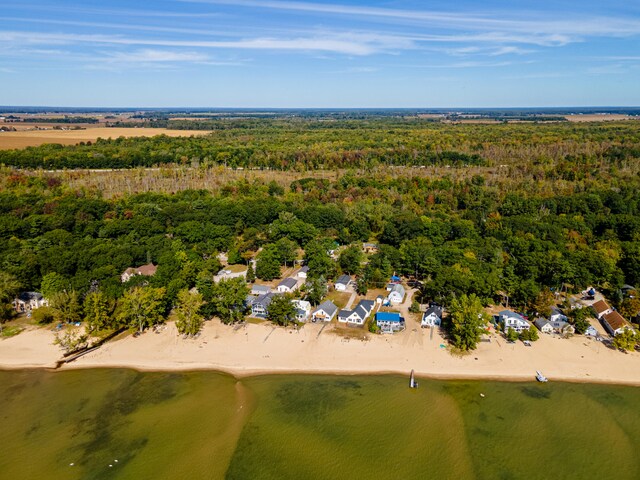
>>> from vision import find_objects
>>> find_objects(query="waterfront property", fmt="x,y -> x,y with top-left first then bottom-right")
376,311 -> 405,333
591,300 -> 613,319
421,306 -> 443,328
311,300 -> 338,322
250,293 -> 275,317
499,310 -> 530,333
534,318 -> 575,335
601,311 -> 633,336
251,284 -> 272,296
292,299 -> 311,322
13,291 -> 47,312
338,300 -> 375,326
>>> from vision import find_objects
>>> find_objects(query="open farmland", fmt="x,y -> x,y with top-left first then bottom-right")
0,127 -> 211,149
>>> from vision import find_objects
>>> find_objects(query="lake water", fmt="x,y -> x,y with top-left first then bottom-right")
1,369 -> 639,479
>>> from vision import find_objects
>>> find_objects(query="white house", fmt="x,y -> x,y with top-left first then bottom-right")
251,284 -> 271,296
311,300 -> 338,322
292,299 -> 312,321
297,266 -> 309,279
534,318 -> 575,335
250,293 -> 274,317
499,310 -> 530,333
549,307 -> 568,323
387,284 -> 405,304
584,325 -> 598,337
337,300 -> 375,326
591,300 -> 613,319
276,277 -> 298,293
421,306 -> 443,328
14,292 -> 48,312
602,311 -> 633,336
334,275 -> 352,292
375,312 -> 405,334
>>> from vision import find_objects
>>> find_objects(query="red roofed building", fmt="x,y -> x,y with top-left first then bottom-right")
121,263 -> 157,283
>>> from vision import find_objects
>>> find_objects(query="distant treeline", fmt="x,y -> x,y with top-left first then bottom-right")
1,118 -> 639,171
7,117 -> 100,124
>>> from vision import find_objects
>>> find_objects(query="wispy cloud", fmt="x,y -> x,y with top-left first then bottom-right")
0,30 -> 414,56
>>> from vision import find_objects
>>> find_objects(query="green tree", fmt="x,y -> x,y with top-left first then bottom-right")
40,272 -> 68,299
339,245 -> 363,275
531,289 -> 555,317
256,245 -> 282,281
84,291 -> 113,332
356,277 -> 368,296
32,307 -> 56,325
305,276 -> 327,306
612,329 -> 638,352
117,286 -> 166,333
506,327 -> 519,342
619,297 -> 640,319
567,307 -> 592,335
0,272 -> 21,332
174,289 -> 205,336
206,277 -> 249,324
267,294 -> 297,326
54,329 -> 88,354
447,294 -> 488,351
519,326 -> 539,342
275,238 -> 298,267
245,264 -> 256,283
49,290 -> 82,324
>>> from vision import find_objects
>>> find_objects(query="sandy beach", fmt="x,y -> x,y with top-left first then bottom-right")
1,319 -> 639,386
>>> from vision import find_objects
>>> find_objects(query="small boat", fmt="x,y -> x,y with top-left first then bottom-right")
409,369 -> 419,388
536,371 -> 548,383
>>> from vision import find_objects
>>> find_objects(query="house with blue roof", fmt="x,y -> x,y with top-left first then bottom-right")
376,311 -> 405,334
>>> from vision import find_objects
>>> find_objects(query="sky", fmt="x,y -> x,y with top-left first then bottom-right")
0,0 -> 639,107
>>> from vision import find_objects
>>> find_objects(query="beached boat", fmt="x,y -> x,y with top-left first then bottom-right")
409,369 -> 418,388
536,371 -> 548,383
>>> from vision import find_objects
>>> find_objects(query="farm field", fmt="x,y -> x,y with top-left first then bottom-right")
0,127 -> 211,149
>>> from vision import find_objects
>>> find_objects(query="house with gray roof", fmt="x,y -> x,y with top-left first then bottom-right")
334,275 -> 352,292
251,284 -> 271,296
421,306 -> 443,328
14,292 -> 48,312
499,310 -> 530,333
251,293 -> 275,317
337,300 -> 375,326
276,277 -> 298,293
534,317 -> 575,335
387,284 -> 406,304
311,300 -> 338,322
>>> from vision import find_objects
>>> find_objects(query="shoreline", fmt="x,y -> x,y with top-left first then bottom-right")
2,320 -> 640,387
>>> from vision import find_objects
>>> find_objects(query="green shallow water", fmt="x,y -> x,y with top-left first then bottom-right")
1,370 -> 639,480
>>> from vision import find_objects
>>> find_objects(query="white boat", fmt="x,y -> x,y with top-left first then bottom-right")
536,371 -> 548,383
409,369 -> 419,388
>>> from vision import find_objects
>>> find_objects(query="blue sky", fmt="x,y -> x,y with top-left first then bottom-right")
1,0 -> 639,107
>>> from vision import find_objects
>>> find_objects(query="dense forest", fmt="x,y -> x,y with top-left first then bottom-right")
1,118 -> 639,171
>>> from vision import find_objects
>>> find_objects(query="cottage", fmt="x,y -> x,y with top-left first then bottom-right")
297,266 -> 309,279
121,263 -> 157,283
499,310 -> 530,333
276,277 -> 298,293
251,293 -> 274,317
549,307 -> 568,323
534,318 -> 575,335
591,300 -> 613,319
421,306 -> 443,328
14,292 -> 48,312
311,300 -> 338,322
292,299 -> 311,321
375,295 -> 385,304
376,312 -> 405,334
334,275 -> 352,292
337,300 -> 375,326
251,284 -> 271,296
387,284 -> 405,304
601,311 -> 633,336
584,325 -> 598,337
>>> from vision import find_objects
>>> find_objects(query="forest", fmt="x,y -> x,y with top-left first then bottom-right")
1,118 -> 639,338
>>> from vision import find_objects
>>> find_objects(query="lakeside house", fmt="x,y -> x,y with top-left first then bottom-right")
585,325 -> 598,337
334,275 -> 352,292
549,307 -> 568,323
250,293 -> 275,317
386,284 -> 405,304
363,243 -> 378,254
292,299 -> 311,321
120,263 -> 157,283
591,300 -> 613,319
499,310 -> 530,333
251,284 -> 271,296
337,300 -> 375,326
421,306 -> 443,328
601,311 -> 633,336
297,266 -> 309,279
14,292 -> 48,312
376,312 -> 405,334
534,318 -> 575,335
276,277 -> 298,293
311,300 -> 338,322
